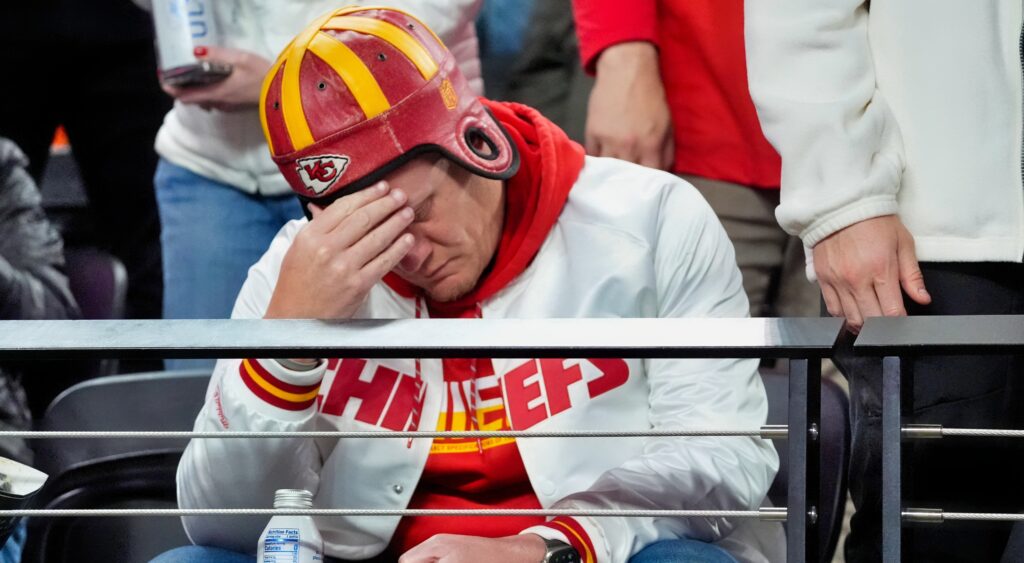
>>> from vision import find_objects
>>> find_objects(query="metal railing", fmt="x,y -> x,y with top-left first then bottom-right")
856,315 -> 1024,563
0,317 -> 843,563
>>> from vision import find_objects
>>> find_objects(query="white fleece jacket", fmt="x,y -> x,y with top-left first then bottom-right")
746,0 -> 1024,271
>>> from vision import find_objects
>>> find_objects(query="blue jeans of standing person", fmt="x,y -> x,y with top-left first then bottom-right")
0,521 -> 26,563
150,539 -> 738,563
155,159 -> 303,371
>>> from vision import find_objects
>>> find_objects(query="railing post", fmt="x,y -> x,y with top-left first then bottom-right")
788,358 -> 821,562
882,355 -> 907,562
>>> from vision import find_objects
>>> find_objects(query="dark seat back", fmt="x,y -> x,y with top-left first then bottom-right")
64,246 -> 127,321
63,246 -> 128,380
22,370 -> 211,563
762,366 -> 850,562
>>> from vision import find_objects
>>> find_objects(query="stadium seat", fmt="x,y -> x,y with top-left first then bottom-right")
762,364 -> 850,562
18,247 -> 129,417
22,370 -> 210,563
63,246 -> 128,321
64,246 -> 129,379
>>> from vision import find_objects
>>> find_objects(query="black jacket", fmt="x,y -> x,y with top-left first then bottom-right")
0,138 -> 79,464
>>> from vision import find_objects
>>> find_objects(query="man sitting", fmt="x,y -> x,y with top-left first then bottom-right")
157,7 -> 781,563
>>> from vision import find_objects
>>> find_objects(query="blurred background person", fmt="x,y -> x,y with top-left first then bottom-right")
476,0 -> 533,100
0,0 -> 169,337
500,0 -> 592,144
571,0 -> 818,320
132,0 -> 485,370
0,137 -> 80,561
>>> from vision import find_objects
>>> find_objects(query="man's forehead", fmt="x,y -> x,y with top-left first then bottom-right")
384,156 -> 447,205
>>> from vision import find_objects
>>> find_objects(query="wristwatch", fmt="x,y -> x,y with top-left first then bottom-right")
542,538 -> 580,563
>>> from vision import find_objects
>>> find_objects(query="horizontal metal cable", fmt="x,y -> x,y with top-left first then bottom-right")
903,509 -> 1024,523
0,507 -> 787,520
902,424 -> 1024,439
6,426 -> 786,440
940,428 -> 1024,438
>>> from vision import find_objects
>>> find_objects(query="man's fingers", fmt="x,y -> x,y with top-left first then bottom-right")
307,203 -> 324,219
897,238 -> 931,305
584,132 -> 600,156
604,139 -> 640,165
329,187 -> 409,246
874,276 -> 907,318
309,182 -> 389,233
363,233 -> 415,280
852,283 -> 883,320
820,283 -> 843,318
348,207 -> 415,268
661,134 -> 675,171
836,288 -> 864,333
637,144 -> 663,169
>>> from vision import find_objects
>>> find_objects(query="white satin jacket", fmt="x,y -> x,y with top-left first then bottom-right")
176,156 -> 784,562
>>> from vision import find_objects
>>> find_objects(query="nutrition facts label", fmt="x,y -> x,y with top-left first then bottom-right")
261,528 -> 300,563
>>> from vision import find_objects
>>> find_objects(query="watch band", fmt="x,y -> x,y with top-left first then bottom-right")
542,538 -> 580,563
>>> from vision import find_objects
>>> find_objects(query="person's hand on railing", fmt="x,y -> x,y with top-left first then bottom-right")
399,533 -> 546,563
264,181 -> 415,320
813,214 -> 931,333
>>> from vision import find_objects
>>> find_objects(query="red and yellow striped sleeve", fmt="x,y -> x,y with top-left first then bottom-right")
522,516 -> 603,563
544,517 -> 598,563
238,358 -> 322,411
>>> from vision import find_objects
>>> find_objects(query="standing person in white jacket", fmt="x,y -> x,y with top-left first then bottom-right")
133,0 -> 482,370
151,7 -> 783,563
746,2 -> 1024,561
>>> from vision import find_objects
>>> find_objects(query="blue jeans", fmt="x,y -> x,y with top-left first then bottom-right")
155,159 -> 303,370
0,521 -> 27,563
150,539 -> 738,563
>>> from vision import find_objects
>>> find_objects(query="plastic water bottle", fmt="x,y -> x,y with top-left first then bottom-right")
257,489 -> 324,563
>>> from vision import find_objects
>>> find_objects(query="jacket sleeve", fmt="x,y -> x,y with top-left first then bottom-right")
571,0 -> 658,73
523,181 -> 779,563
176,222 -> 328,554
745,0 -> 904,249
0,139 -> 78,322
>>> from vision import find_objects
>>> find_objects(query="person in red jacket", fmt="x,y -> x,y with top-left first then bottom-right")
572,0 -> 816,319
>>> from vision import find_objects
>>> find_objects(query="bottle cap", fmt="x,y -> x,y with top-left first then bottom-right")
273,489 -> 314,509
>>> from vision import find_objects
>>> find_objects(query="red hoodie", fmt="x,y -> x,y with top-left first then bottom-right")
572,0 -> 781,189
383,100 -> 592,556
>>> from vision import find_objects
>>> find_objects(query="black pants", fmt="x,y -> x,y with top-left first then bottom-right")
836,262 -> 1024,562
0,37 -> 170,324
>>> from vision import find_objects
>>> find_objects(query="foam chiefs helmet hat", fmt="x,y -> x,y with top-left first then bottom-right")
260,6 -> 519,205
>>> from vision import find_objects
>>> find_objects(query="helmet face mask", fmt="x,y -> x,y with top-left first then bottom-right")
261,7 -> 519,205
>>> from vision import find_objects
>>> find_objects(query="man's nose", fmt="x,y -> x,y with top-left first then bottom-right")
397,238 -> 431,273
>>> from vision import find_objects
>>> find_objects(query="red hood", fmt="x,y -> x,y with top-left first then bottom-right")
384,100 -> 586,317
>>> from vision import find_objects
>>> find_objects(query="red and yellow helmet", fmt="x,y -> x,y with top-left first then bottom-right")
259,6 -> 519,204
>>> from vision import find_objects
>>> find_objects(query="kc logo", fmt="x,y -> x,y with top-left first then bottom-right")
295,155 -> 350,195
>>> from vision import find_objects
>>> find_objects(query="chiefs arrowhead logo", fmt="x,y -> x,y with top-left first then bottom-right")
295,155 -> 350,195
